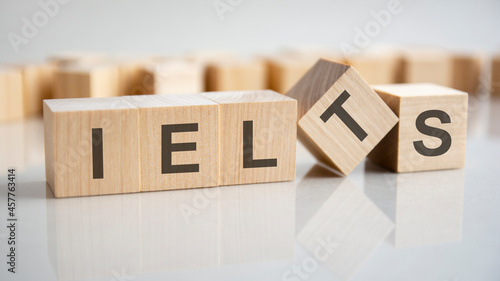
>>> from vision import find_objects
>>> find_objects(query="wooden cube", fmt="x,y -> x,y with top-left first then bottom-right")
402,49 -> 453,87
116,59 -> 152,96
206,58 -> 267,91
369,83 -> 468,172
345,52 -> 404,84
124,94 -> 219,191
287,59 -> 398,175
492,54 -> 500,96
43,97 -> 140,197
0,66 -> 24,122
11,62 -> 54,116
141,58 -> 204,95
451,53 -> 482,95
267,55 -> 317,94
48,51 -> 108,66
202,90 -> 296,186
54,64 -> 120,99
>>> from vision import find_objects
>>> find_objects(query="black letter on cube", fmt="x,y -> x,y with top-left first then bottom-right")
243,120 -> 277,168
413,110 -> 452,157
162,123 -> 199,174
92,128 -> 104,179
320,90 -> 368,141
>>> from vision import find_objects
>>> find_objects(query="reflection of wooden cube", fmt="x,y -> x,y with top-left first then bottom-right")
202,90 -> 296,185
287,59 -> 398,175
369,83 -> 468,172
43,97 -> 140,197
46,188 -> 140,280
54,64 -> 120,99
220,182 -> 295,265
206,59 -> 267,91
13,62 -> 54,116
124,94 -> 219,191
0,67 -> 24,121
492,55 -> 500,96
346,53 -> 403,84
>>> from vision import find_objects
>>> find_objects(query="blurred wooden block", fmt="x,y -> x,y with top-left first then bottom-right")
268,50 -> 344,94
0,67 -> 24,122
402,49 -> 453,87
43,97 -> 140,197
141,58 -> 204,95
346,53 -> 403,84
11,62 -> 55,116
492,55 -> 500,96
202,90 -> 296,186
116,59 -> 152,96
287,59 -> 398,175
124,94 -> 219,191
451,53 -> 482,95
206,59 -> 267,91
54,64 -> 120,99
369,83 -> 468,172
48,52 -> 108,66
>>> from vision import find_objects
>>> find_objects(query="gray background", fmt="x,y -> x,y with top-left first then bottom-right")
0,0 -> 499,61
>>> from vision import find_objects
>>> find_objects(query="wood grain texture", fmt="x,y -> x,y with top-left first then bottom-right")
369,83 -> 468,173
492,55 -> 500,96
287,59 -> 398,175
43,97 -> 140,197
0,67 -> 24,122
124,94 -> 219,191
206,58 -> 267,92
202,90 -> 296,186
54,64 -> 120,99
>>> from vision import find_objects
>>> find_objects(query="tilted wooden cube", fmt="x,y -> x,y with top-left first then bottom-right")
43,97 -> 140,197
54,64 -> 120,99
0,66 -> 24,122
202,90 -> 296,186
124,94 -> 219,191
287,59 -> 398,175
369,83 -> 468,172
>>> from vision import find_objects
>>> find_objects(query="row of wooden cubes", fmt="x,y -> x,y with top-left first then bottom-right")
3,48 -> 500,123
43,90 -> 297,198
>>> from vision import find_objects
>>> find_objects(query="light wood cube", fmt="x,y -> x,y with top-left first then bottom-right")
116,59 -> 152,96
0,67 -> 24,122
402,49 -> 453,87
287,59 -> 398,175
43,97 -> 140,197
369,83 -> 468,172
451,53 -> 482,95
124,94 -> 219,191
492,55 -> 500,96
202,90 -> 296,186
141,58 -> 204,95
54,64 -> 120,99
206,58 -> 267,91
346,52 -> 404,84
11,62 -> 54,116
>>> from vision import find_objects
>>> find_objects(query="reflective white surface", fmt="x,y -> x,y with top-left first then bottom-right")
0,98 -> 499,281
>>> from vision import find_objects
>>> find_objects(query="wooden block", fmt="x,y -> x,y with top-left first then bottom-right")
369,83 -> 468,172
287,59 -> 398,175
492,54 -> 500,96
124,94 -> 219,191
116,59 -> 152,96
450,53 -> 482,95
54,64 -> 120,99
141,58 -> 204,95
43,97 -> 140,197
0,66 -> 24,122
206,58 -> 267,92
11,62 -> 54,116
202,90 -> 296,186
402,49 -> 453,87
345,52 -> 404,84
48,51 -> 108,66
